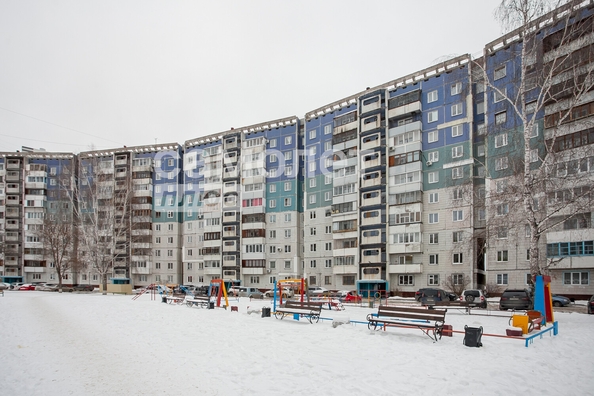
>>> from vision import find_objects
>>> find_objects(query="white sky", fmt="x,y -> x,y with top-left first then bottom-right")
0,0 -> 504,153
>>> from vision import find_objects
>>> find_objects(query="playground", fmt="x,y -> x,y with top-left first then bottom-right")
2,276 -> 593,395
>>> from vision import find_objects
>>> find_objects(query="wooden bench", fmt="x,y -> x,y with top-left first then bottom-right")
431,300 -> 482,313
165,296 -> 185,305
274,301 -> 323,324
186,295 -> 211,308
366,305 -> 448,341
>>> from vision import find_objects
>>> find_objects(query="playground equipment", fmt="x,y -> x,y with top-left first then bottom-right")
533,275 -> 554,324
272,278 -> 307,312
178,285 -> 194,297
208,279 -> 230,309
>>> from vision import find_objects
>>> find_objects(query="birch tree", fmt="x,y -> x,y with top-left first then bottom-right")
477,0 -> 594,277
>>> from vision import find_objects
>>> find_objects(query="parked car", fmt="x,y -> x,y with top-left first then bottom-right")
35,283 -> 55,291
308,287 -> 329,295
460,289 -> 488,309
0,282 -> 10,290
416,288 -> 455,305
343,290 -> 362,303
499,289 -> 533,311
10,282 -> 25,290
588,295 -> 594,314
45,284 -> 74,292
228,286 -> 242,296
238,287 -> 263,299
264,288 -> 294,298
551,294 -> 571,307
73,284 -> 95,292
18,284 -> 37,291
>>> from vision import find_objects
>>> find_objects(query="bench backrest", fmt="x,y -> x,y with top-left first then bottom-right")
284,301 -> 323,311
377,305 -> 446,322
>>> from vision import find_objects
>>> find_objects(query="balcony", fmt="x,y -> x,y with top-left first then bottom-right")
6,160 -> 21,170
388,243 -> 422,254
6,172 -> 20,182
4,259 -> 18,266
131,267 -> 150,275
361,216 -> 382,227
6,185 -> 20,194
223,242 -> 237,252
361,195 -> 382,207
361,99 -> 381,115
362,118 -> 382,133
6,222 -> 20,230
361,137 -> 381,151
242,267 -> 264,275
115,157 -> 128,166
388,121 -> 422,137
334,120 -> 357,135
332,264 -> 357,275
204,267 -> 222,275
388,101 -> 422,119
24,266 -> 45,273
388,263 -> 422,274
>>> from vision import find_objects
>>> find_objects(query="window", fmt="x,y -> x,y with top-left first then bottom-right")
529,149 -> 539,163
428,274 -> 440,285
427,131 -> 438,143
428,192 -> 439,203
495,157 -> 509,171
429,213 -> 439,224
496,273 -> 509,285
429,233 -> 439,244
428,151 -> 439,163
497,227 -> 508,239
269,138 -> 277,148
563,271 -> 589,285
452,210 -> 463,222
309,194 -> 316,204
452,231 -> 463,243
284,136 -> 292,145
494,65 -> 506,80
452,145 -> 463,158
284,198 -> 291,207
324,125 -> 332,135
428,110 -> 438,123
427,90 -> 438,103
269,199 -> 276,208
451,125 -> 462,137
451,82 -> 462,95
453,253 -> 463,264
494,88 -> 506,103
495,133 -> 508,148
497,250 -> 509,262
285,245 -> 291,253
399,275 -> 414,286
451,103 -> 463,116
309,178 -> 316,188
495,111 -> 507,125
428,171 -> 439,184
309,130 -> 316,140
452,188 -> 463,201
497,203 -> 509,216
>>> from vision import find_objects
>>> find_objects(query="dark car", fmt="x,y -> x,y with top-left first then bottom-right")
418,288 -> 454,306
588,295 -> 594,314
551,294 -> 571,307
499,289 -> 533,311
73,284 -> 95,292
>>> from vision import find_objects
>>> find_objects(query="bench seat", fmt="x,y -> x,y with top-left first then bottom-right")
274,301 -> 323,324
186,296 -> 211,308
367,305 -> 447,341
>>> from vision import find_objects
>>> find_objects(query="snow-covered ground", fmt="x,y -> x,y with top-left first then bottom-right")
1,291 -> 592,395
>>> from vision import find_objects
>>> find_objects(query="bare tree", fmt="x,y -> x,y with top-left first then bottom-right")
444,273 -> 471,296
477,0 -> 594,277
72,154 -> 134,295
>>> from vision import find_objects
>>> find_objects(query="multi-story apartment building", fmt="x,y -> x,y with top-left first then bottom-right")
1,1 -> 592,299
0,150 -> 76,285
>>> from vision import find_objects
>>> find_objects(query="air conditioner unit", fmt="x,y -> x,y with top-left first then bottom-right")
267,269 -> 271,273
426,161 -> 433,166
277,247 -> 283,252
389,147 -> 396,152
197,214 -> 203,219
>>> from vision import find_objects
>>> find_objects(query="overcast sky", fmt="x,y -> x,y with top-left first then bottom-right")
0,0 -> 505,154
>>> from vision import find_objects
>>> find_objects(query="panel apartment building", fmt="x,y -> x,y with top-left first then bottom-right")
0,0 -> 592,298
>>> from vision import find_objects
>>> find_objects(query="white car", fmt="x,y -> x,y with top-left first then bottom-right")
0,282 -> 11,290
308,287 -> 329,295
264,288 -> 294,298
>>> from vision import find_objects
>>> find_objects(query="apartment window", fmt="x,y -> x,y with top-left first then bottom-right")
428,151 -> 439,163
324,125 -> 332,135
428,171 -> 439,184
495,111 -> 507,125
429,233 -> 439,244
428,213 -> 439,224
452,146 -> 463,159
309,194 -> 316,204
497,273 -> 509,285
452,188 -> 463,201
167,263 -> 174,270
495,133 -> 508,148
269,138 -> 277,148
494,65 -> 506,80
452,210 -> 463,222
428,110 -> 438,123
563,271 -> 589,285
309,130 -> 316,140
451,167 -> 463,179
428,192 -> 439,203
452,231 -> 463,243
309,178 -> 316,188
284,213 -> 291,222
451,82 -> 462,95
427,90 -> 438,103
428,274 -> 440,285
284,136 -> 292,145
451,103 -> 463,116
167,211 -> 174,218
284,245 -> 291,253
478,209 -> 486,221
495,157 -> 509,171
497,203 -> 509,216
494,88 -> 506,103
477,144 -> 485,157
325,242 -> 332,251
529,149 -> 539,163
453,253 -> 463,264
427,130 -> 438,143
497,250 -> 509,262
497,227 -> 508,239
451,125 -> 462,137
399,275 -> 414,286
284,260 -> 291,269
325,191 -> 331,201
284,198 -> 292,207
